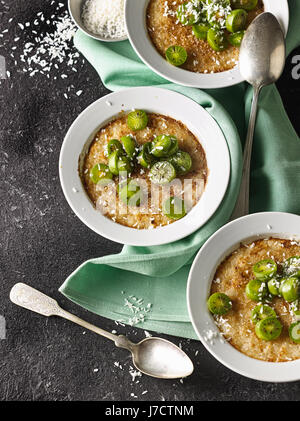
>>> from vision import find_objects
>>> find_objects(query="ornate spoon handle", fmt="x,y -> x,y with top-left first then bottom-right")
231,85 -> 261,220
9,283 -> 120,343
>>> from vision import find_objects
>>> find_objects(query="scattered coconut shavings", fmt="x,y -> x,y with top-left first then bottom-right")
129,367 -> 142,382
130,393 -> 138,398
82,0 -> 127,39
117,295 -> 152,326
214,315 -> 231,334
114,361 -> 123,370
290,300 -> 299,318
0,1 -> 84,98
203,328 -> 219,345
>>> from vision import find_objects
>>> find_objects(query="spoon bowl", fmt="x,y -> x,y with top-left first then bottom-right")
132,337 -> 194,379
239,12 -> 286,87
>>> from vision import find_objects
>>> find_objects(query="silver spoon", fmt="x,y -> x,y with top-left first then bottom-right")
231,12 -> 285,219
9,283 -> 194,379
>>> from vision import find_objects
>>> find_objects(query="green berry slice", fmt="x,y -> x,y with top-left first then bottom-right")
162,196 -> 186,220
120,135 -> 136,158
90,163 -> 113,185
279,277 -> 300,303
167,136 -> 179,156
176,2 -> 200,26
267,277 -> 282,296
165,45 -> 188,66
151,135 -> 172,158
289,321 -> 300,343
137,142 -> 156,169
207,28 -> 228,52
149,161 -> 176,185
107,139 -> 123,156
245,279 -> 268,302
282,256 -> 300,278
127,110 -> 148,131
228,30 -> 245,47
168,150 -> 192,175
109,150 -> 122,175
251,304 -> 276,324
109,151 -> 132,176
119,180 -> 143,207
192,24 -> 210,40
117,155 -> 133,174
231,0 -> 258,11
226,9 -> 248,33
207,292 -> 232,315
255,317 -> 282,341
253,259 -> 277,280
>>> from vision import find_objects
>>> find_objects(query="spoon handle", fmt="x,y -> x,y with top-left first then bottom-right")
10,283 -> 121,344
231,85 -> 261,219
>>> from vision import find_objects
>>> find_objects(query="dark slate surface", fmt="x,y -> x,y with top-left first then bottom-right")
1,0 -> 300,402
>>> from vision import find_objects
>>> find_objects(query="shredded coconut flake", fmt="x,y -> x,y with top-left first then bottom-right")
1,2 -> 84,98
82,0 -> 126,39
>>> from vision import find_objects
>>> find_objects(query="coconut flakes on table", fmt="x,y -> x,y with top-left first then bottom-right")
130,393 -> 138,399
144,330 -> 152,338
0,1 -> 84,98
114,361 -> 123,370
116,295 -> 153,327
81,0 -> 126,39
129,367 -> 142,382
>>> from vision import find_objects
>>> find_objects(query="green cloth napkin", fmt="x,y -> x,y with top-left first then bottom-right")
60,1 -> 300,339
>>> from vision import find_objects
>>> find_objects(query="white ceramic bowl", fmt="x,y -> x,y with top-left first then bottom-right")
125,0 -> 289,88
59,87 -> 230,246
187,212 -> 300,382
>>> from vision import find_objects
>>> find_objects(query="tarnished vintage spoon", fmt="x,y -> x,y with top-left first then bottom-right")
231,12 -> 285,219
10,283 -> 194,379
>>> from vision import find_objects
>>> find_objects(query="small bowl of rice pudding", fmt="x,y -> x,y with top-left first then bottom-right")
187,212 -> 300,382
68,0 -> 128,42
59,87 -> 230,246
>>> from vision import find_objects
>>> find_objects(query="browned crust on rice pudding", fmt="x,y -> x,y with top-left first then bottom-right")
81,113 -> 208,229
211,238 -> 300,362
146,0 -> 264,74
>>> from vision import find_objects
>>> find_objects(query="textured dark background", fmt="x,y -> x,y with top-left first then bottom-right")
1,0 -> 300,401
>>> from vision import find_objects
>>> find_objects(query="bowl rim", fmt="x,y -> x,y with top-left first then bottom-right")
68,0 -> 128,43
59,86 -> 230,246
125,0 -> 289,89
187,211 -> 300,383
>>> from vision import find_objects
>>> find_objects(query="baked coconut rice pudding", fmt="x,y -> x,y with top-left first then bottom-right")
81,110 -> 208,229
147,0 -> 264,73
207,238 -> 300,362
